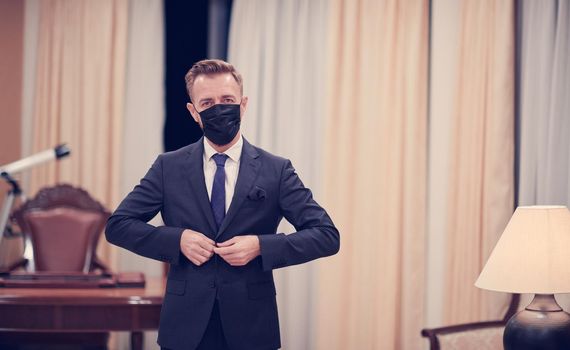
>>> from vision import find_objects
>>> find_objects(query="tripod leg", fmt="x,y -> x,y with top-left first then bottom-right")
0,190 -> 16,248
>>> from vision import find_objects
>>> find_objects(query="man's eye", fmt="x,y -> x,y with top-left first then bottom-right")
223,98 -> 235,103
202,101 -> 212,108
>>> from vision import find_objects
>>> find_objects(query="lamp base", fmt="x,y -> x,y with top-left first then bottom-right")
504,294 -> 570,350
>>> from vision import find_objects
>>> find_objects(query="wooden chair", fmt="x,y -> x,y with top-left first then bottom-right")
421,294 -> 520,350
1,184 -> 111,350
9,184 -> 110,273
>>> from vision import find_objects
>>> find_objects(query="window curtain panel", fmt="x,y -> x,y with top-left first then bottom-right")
28,0 -> 128,269
518,0 -> 570,311
425,0 -> 461,328
116,0 -> 165,348
228,1 -> 329,349
21,0 -> 40,192
518,0 -> 570,207
314,0 -> 428,349
0,0 -> 25,270
442,0 -> 515,324
118,0 -> 164,278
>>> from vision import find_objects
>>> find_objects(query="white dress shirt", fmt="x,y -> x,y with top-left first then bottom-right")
203,135 -> 243,213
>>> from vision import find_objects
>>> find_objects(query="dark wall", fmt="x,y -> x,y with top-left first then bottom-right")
163,0 -> 209,152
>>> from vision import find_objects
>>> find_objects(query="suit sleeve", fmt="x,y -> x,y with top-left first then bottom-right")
105,155 -> 184,265
258,160 -> 340,271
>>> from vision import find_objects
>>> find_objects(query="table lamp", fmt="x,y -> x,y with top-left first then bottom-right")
475,205 -> 570,350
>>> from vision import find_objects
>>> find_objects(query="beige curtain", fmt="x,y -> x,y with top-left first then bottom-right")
29,0 -> 128,268
228,1 -> 330,348
0,0 -> 25,269
313,0 -> 428,349
443,0 -> 514,324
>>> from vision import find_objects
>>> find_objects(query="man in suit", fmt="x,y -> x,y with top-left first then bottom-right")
105,59 -> 339,350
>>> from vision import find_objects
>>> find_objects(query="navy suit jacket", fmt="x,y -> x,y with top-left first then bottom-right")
105,137 -> 339,350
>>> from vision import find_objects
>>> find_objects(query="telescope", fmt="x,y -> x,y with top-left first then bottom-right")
1,144 -> 70,176
0,144 -> 71,247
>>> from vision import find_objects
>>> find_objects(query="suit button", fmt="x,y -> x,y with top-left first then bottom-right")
209,281 -> 216,288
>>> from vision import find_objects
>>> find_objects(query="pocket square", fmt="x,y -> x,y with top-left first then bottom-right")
247,186 -> 266,201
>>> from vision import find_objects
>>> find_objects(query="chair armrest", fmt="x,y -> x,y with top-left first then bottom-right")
421,294 -> 520,350
91,256 -> 111,274
0,258 -> 28,273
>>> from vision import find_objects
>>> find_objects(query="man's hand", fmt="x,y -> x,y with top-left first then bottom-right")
214,235 -> 261,266
180,229 -> 216,266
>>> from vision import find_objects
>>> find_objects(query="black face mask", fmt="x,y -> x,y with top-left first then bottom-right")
198,103 -> 241,146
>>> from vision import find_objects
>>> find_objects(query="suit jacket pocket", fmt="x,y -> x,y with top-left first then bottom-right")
247,280 -> 276,300
166,278 -> 186,296
247,186 -> 267,201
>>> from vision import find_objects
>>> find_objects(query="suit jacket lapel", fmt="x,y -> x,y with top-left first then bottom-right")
217,139 -> 260,238
185,138 -> 217,235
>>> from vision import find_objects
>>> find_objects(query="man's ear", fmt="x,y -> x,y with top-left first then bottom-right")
240,96 -> 248,120
187,102 -> 200,123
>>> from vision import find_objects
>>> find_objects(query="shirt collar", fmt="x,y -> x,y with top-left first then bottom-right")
203,134 -> 243,163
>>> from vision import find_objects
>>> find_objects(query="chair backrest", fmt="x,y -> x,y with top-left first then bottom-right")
437,325 -> 504,350
12,184 -> 110,273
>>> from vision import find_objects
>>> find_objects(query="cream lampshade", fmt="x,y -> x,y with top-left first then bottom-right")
475,205 -> 570,350
475,205 -> 570,293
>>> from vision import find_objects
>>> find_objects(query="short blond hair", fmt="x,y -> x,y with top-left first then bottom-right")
184,59 -> 243,101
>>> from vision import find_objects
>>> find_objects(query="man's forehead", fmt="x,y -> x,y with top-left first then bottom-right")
194,72 -> 236,84
193,73 -> 240,99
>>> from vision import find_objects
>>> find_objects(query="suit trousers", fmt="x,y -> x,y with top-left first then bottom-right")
162,300 -> 229,350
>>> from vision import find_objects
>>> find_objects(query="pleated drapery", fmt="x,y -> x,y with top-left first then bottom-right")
116,0 -> 165,348
314,1 -> 429,349
519,0 -> 570,207
228,1 -> 329,348
443,0 -> 515,324
29,0 -> 128,271
230,0 -> 429,348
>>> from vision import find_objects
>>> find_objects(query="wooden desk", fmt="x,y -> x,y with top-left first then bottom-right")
0,277 -> 165,350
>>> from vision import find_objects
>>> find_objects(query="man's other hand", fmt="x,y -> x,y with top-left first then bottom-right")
214,235 -> 260,266
180,229 -> 216,266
